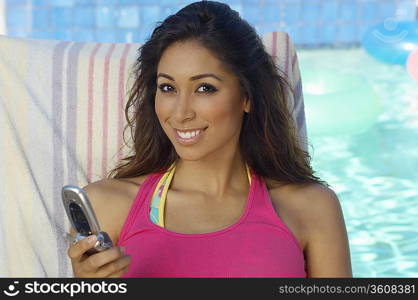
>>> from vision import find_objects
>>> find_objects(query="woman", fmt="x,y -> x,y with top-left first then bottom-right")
67,0 -> 352,278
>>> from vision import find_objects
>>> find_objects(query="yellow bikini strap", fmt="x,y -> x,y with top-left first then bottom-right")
163,162 -> 251,185
246,163 -> 252,185
157,161 -> 251,227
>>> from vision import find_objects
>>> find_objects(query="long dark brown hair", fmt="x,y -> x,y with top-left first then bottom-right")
107,0 -> 328,188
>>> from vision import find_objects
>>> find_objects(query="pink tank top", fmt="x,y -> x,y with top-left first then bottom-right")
116,169 -> 307,278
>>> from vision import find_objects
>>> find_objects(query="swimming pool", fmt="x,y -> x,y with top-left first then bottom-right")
298,47 -> 418,277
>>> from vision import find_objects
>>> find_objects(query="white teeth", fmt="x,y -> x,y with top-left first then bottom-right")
177,130 -> 201,139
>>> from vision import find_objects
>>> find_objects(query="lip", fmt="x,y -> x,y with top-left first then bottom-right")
173,127 -> 208,146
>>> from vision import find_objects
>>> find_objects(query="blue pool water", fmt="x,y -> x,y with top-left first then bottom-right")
4,0 -> 416,46
298,47 -> 418,277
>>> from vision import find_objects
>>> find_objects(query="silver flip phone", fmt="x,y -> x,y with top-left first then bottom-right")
62,184 -> 113,256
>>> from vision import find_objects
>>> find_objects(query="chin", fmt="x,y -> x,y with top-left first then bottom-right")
173,146 -> 211,162
174,151 -> 205,161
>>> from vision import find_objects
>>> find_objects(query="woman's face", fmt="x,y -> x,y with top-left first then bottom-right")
155,40 -> 250,161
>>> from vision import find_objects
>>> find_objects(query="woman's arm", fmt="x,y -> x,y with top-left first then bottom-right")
303,185 -> 353,277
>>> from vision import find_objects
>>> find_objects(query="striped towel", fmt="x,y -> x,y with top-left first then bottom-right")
262,31 -> 308,151
0,31 -> 307,277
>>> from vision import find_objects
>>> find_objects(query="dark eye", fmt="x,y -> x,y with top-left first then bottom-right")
196,84 -> 217,93
158,83 -> 217,94
158,84 -> 175,93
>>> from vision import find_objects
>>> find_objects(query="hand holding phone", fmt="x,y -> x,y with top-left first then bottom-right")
67,233 -> 131,278
62,184 -> 131,277
62,184 -> 113,255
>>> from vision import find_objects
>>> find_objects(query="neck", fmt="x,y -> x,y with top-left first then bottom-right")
171,150 -> 249,201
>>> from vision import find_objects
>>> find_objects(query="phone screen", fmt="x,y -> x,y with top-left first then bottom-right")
62,185 -> 113,252
69,202 -> 92,236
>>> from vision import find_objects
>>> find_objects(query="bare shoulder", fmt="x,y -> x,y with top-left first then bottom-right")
268,181 -> 352,277
267,180 -> 344,248
278,183 -> 340,211
297,184 -> 352,277
288,183 -> 343,234
268,182 -> 344,233
69,175 -> 149,246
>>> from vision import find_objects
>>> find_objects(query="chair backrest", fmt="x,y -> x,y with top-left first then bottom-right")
0,31 -> 307,277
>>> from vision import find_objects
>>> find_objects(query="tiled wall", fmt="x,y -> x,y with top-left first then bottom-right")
4,0 -> 417,47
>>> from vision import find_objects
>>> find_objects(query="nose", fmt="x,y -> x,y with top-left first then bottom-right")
173,92 -> 195,121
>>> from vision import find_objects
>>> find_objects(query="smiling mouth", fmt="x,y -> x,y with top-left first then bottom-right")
176,127 -> 207,136
173,127 -> 208,144
174,126 -> 208,132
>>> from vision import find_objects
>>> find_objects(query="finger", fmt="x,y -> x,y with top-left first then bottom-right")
83,246 -> 126,273
67,235 -> 98,262
107,265 -> 130,278
97,254 -> 132,278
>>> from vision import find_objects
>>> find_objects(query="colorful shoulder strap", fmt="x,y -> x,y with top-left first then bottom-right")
150,162 -> 252,228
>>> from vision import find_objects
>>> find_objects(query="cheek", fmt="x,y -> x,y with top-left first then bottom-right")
208,98 -> 242,128
154,98 -> 173,140
155,96 -> 172,122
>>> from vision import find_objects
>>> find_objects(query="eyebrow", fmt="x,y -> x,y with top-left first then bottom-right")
156,72 -> 223,82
